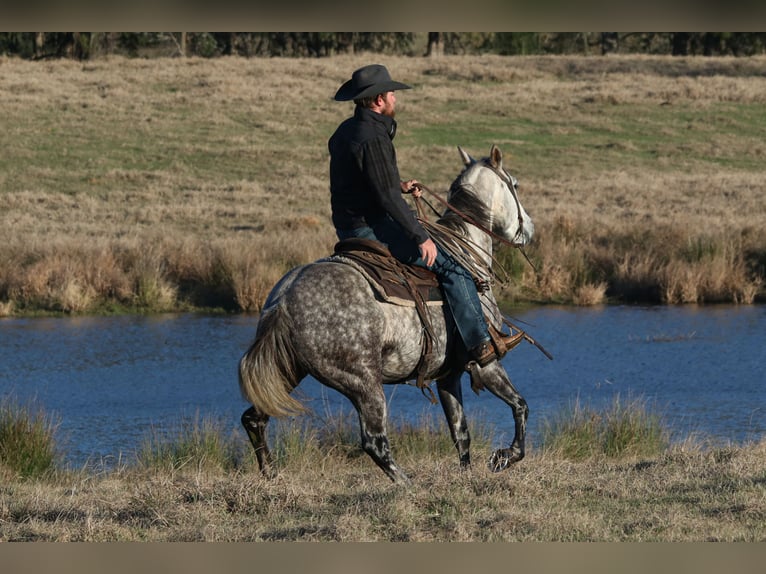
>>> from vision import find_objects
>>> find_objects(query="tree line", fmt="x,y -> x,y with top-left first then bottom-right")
2,32 -> 766,59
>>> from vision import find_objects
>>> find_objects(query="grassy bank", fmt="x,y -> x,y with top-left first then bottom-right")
1,400 -> 764,541
3,436 -> 765,542
1,54 -> 765,316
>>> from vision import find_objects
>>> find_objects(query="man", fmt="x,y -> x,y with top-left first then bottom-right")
328,63 -> 507,367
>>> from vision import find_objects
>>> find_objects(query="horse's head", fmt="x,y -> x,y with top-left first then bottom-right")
454,145 -> 535,246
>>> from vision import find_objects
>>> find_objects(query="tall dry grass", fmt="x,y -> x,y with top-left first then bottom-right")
507,216 -> 764,305
1,54 -> 765,314
0,228 -> 335,314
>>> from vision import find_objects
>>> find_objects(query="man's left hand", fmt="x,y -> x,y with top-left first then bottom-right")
401,179 -> 422,198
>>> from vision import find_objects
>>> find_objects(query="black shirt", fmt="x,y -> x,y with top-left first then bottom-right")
328,106 -> 429,245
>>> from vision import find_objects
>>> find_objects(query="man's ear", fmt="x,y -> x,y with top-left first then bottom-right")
369,93 -> 384,112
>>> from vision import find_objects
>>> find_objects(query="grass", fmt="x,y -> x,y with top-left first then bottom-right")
1,401 -> 764,541
0,397 -> 59,480
136,414 -> 242,473
1,54 -> 766,315
540,396 -> 669,460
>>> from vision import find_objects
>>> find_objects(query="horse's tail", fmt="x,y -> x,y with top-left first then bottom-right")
238,302 -> 307,417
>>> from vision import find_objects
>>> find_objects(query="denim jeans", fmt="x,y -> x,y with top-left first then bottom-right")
337,217 -> 490,351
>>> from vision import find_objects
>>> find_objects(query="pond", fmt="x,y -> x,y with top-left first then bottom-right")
0,305 -> 763,469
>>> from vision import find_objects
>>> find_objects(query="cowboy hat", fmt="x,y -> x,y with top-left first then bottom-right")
334,64 -> 412,101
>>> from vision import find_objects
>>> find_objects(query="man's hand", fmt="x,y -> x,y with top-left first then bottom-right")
401,179 -> 422,198
418,238 -> 437,267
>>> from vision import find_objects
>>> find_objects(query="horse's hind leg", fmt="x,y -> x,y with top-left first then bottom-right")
437,372 -> 472,468
468,362 -> 529,473
241,406 -> 276,478
349,388 -> 411,486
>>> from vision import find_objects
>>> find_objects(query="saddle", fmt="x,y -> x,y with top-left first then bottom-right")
331,238 -> 443,398
332,238 -> 442,305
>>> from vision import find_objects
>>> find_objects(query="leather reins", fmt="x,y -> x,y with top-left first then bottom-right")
414,161 -> 537,273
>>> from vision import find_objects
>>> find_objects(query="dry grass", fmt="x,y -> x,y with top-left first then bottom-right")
1,54 -> 766,313
1,429 -> 764,542
1,404 -> 763,542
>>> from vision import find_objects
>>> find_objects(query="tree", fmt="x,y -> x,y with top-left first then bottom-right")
671,32 -> 691,56
600,32 -> 619,55
426,32 -> 442,57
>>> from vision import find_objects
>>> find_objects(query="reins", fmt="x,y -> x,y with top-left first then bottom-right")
413,163 -> 538,276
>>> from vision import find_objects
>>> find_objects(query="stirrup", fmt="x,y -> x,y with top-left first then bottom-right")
488,325 -> 524,359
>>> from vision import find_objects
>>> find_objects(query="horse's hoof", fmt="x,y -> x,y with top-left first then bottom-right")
261,467 -> 278,480
392,473 -> 413,488
488,450 -> 511,473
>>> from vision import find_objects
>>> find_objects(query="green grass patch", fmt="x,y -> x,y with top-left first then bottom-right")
0,397 -> 60,479
136,414 -> 242,472
541,395 -> 669,460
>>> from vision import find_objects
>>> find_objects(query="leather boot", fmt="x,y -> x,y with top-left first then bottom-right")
468,340 -> 497,368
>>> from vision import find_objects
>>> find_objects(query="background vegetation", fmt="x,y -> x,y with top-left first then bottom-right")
1,52 -> 764,316
4,32 -> 766,59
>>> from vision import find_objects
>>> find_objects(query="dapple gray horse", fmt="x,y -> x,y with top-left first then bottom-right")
239,145 -> 535,484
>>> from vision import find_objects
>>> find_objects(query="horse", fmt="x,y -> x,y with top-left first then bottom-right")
239,144 -> 535,485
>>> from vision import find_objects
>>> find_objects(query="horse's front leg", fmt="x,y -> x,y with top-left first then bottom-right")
467,361 -> 528,473
436,372 -> 471,468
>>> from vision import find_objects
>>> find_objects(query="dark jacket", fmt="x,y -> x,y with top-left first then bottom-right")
328,106 -> 429,245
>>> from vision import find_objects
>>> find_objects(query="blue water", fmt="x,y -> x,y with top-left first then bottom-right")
0,305 -> 763,469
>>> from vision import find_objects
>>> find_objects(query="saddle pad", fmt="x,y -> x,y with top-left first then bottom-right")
328,239 -> 443,307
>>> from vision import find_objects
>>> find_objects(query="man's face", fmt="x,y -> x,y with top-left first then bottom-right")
379,91 -> 396,118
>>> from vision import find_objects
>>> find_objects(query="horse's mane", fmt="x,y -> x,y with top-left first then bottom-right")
437,165 -> 492,232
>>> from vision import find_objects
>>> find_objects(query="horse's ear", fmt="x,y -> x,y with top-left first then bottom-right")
489,145 -> 503,169
457,146 -> 474,166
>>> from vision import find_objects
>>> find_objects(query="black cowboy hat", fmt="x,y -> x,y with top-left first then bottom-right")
334,64 -> 412,101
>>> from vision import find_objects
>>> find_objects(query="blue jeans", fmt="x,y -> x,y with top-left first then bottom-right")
337,217 -> 490,351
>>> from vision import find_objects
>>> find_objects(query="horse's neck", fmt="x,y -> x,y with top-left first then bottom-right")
465,222 -> 494,270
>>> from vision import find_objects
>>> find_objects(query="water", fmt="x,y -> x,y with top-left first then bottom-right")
0,306 -> 763,469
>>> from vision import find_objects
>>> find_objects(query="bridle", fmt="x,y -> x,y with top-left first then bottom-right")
479,160 -> 528,247
414,159 -> 537,272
